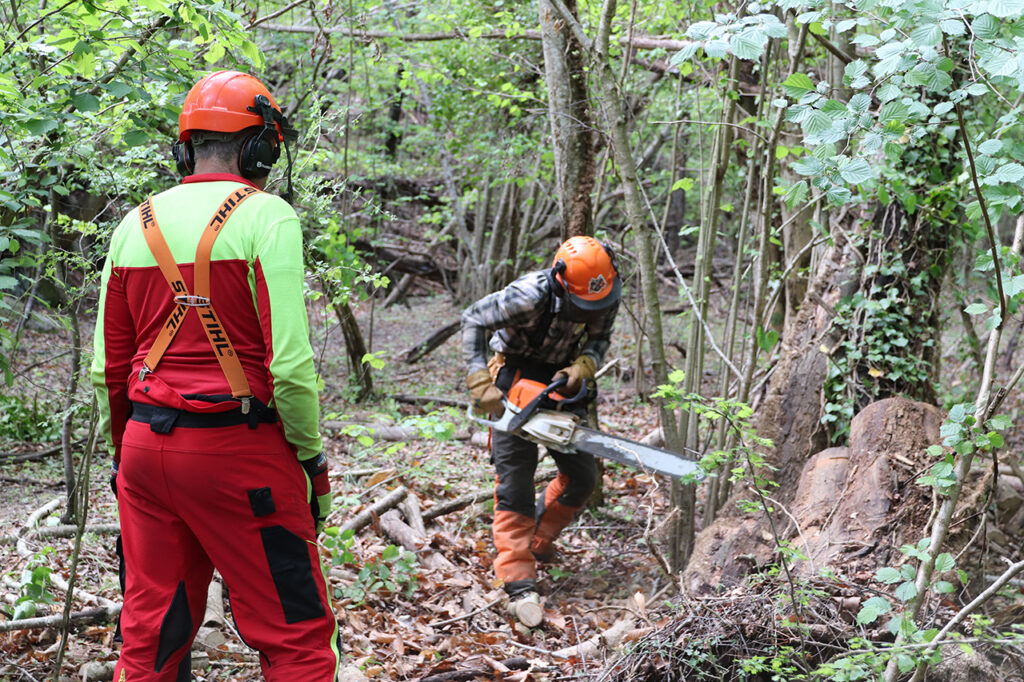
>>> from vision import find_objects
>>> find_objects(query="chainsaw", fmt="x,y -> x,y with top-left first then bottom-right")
471,376 -> 703,480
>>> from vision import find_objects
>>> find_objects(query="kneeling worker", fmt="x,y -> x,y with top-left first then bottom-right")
460,236 -> 621,626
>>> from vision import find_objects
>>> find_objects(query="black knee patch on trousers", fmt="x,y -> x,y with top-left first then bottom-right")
155,581 -> 192,673
259,525 -> 325,623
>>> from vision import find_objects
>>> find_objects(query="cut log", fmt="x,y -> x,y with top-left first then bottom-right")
379,509 -> 456,571
399,493 -> 427,536
402,320 -> 461,364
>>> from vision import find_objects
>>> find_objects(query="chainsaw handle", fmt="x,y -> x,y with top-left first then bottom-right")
555,378 -> 591,410
506,375 -> 568,432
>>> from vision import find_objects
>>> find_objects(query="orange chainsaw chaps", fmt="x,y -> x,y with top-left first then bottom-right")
492,509 -> 537,583
531,474 -> 579,562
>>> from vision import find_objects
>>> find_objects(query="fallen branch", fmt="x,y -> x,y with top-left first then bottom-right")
402,320 -> 461,364
428,596 -> 504,628
551,618 -> 643,659
418,657 -> 529,682
392,394 -> 468,409
337,486 -> 408,534
0,605 -> 121,632
422,490 -> 493,522
422,470 -> 558,522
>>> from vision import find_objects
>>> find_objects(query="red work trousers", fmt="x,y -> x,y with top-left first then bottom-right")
113,419 -> 339,681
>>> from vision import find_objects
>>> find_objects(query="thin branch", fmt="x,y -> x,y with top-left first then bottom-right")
811,30 -> 855,64
260,22 -> 694,51
909,558 -> 1024,682
651,118 -> 770,144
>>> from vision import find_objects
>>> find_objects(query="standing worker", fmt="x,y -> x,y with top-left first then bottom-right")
91,71 -> 339,681
461,236 -> 621,627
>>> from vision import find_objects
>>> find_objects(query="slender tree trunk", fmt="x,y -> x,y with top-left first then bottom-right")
538,0 -> 595,238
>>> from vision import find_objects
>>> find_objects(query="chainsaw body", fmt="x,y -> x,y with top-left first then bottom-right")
470,377 -> 703,480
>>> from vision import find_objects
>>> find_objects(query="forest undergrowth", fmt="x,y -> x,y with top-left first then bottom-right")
3,280 -> 1024,681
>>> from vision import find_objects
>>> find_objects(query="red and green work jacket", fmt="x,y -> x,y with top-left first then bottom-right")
90,174 -> 323,463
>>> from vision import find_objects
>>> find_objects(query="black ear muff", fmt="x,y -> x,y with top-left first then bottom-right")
549,259 -> 567,297
601,241 -> 618,276
172,140 -> 194,177
238,130 -> 279,179
239,94 -> 282,180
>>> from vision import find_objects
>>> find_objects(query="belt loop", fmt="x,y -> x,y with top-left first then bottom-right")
149,408 -> 179,434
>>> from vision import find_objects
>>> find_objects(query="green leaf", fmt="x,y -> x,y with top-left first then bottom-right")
934,553 -> 955,572
876,566 -> 902,584
730,30 -> 766,60
791,156 -> 824,176
856,596 -> 891,625
895,580 -> 918,602
933,580 -> 956,594
756,326 -> 779,352
1007,274 -> 1024,296
802,110 -> 832,136
897,654 -> 916,674
910,24 -> 942,47
987,414 -> 1012,430
978,139 -> 1003,155
783,73 -> 815,98
878,82 -> 902,102
940,18 -> 967,35
23,118 -> 58,136
972,14 -> 1000,40
964,303 -> 987,315
671,177 -> 696,192
848,93 -> 871,113
839,159 -> 875,185
71,92 -> 100,112
991,162 -> 1024,184
123,130 -> 149,147
879,100 -> 908,123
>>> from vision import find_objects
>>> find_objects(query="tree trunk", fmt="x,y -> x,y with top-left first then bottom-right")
538,0 -> 595,238
334,300 -> 373,401
684,202 -> 953,590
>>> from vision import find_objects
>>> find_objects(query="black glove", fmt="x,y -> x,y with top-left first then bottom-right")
110,461 -> 119,498
300,452 -> 331,535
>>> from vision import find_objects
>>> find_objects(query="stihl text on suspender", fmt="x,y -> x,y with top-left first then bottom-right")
137,187 -> 259,413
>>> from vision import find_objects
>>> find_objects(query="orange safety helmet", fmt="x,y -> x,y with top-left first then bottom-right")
178,70 -> 282,142
552,236 -> 621,311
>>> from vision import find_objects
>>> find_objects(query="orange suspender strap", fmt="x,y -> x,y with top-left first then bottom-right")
138,187 -> 259,404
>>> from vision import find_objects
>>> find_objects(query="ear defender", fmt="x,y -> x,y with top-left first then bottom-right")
239,94 -> 282,180
601,242 -> 618,276
172,140 -> 195,177
549,258 -> 568,297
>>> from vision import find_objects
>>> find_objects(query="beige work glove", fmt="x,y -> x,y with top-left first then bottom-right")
554,355 -> 596,394
467,368 -> 504,416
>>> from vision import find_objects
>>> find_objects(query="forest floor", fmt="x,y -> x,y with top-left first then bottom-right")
0,292 -> 682,681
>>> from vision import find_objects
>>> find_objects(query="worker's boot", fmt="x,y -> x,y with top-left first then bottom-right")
506,588 -> 543,628
493,509 -> 543,627
531,475 -> 581,563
